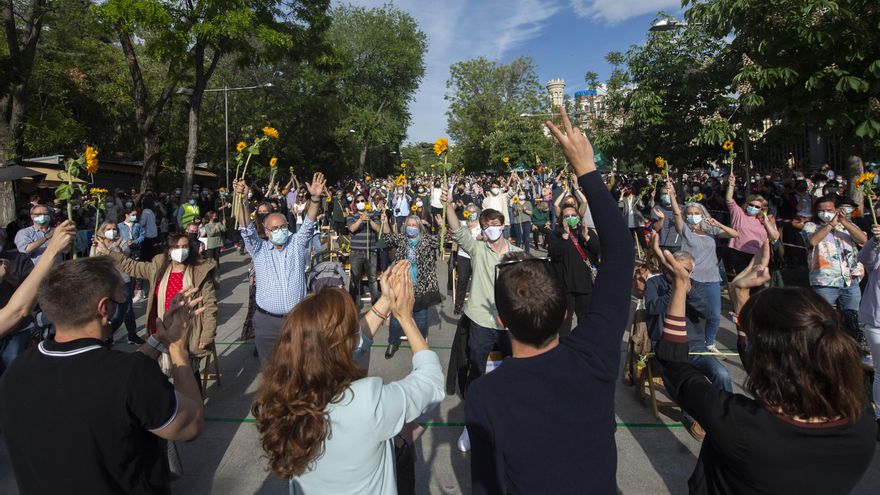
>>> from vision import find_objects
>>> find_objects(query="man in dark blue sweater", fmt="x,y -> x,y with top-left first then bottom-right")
464,107 -> 635,494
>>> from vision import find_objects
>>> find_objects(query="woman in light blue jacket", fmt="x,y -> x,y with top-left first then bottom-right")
252,260 -> 444,495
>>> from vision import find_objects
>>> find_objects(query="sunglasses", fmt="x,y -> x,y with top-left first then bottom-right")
494,256 -> 551,283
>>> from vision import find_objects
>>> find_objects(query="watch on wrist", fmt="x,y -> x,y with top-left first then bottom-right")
147,335 -> 168,354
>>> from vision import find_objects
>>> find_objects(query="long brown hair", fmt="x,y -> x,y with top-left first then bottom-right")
739,287 -> 866,420
252,288 -> 365,479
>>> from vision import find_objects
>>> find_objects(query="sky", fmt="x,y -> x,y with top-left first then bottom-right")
339,0 -> 686,143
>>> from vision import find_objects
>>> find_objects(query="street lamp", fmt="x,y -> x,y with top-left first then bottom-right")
178,82 -> 274,193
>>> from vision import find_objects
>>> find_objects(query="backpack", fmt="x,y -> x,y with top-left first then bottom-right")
307,261 -> 346,293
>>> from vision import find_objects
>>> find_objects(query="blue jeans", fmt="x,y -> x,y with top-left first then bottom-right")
692,280 -> 721,346
0,331 -> 31,376
468,321 -> 512,379
388,308 -> 429,345
813,284 -> 861,312
503,225 -> 511,240
123,279 -> 138,339
513,222 -> 531,253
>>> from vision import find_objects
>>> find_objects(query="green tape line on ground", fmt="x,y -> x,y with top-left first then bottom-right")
204,417 -> 685,429
214,341 -> 453,350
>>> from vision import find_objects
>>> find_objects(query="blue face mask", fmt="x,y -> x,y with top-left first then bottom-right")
405,226 -> 419,238
745,206 -> 760,216
660,194 -> 671,205
188,199 -> 196,205
270,228 -> 290,245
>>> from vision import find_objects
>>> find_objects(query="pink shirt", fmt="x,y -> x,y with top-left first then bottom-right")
726,200 -> 767,255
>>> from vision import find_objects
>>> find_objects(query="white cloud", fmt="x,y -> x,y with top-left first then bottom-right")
339,0 -> 561,143
569,0 -> 680,24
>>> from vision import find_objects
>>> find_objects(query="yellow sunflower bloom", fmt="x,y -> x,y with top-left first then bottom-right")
269,157 -> 278,168
463,210 -> 471,219
512,196 -> 519,204
433,137 -> 448,156
722,140 -> 734,151
365,176 -> 371,181
411,205 -> 418,212
396,175 -> 407,186
400,163 -> 407,169
364,204 -> 372,212
262,126 -> 279,139
654,156 -> 665,168
856,172 -> 876,187
236,141 -> 247,153
85,145 -> 99,174
502,156 -> 510,164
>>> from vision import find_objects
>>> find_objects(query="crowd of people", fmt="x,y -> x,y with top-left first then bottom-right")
0,106 -> 877,494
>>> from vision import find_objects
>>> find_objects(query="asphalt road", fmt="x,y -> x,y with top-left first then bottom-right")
1,247 -> 879,494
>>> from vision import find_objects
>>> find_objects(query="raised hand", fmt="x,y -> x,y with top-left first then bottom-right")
306,172 -> 326,198
155,289 -> 204,350
46,220 -> 76,254
233,179 -> 249,196
653,207 -> 665,220
660,250 -> 691,291
388,261 -> 414,321
872,224 -> 880,240
545,106 -> 596,177
440,187 -> 453,206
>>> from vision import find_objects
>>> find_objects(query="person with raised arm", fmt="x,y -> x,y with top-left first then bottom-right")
656,250 -> 875,494
465,106 -> 634,494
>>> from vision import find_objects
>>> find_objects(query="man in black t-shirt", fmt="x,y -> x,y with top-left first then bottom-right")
0,257 -> 204,495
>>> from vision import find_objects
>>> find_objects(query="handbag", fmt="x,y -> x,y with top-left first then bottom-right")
393,434 -> 416,495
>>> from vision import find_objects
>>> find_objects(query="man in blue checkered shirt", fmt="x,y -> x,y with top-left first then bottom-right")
233,173 -> 327,367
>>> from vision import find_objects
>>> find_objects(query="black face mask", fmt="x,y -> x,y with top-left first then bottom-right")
256,212 -> 268,223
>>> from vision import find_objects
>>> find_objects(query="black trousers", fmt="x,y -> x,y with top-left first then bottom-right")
558,292 -> 592,338
454,256 -> 472,309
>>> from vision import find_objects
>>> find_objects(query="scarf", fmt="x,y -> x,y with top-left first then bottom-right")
407,237 -> 419,283
156,264 -> 194,320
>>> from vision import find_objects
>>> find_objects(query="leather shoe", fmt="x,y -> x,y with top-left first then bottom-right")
385,344 -> 399,359
686,420 -> 706,442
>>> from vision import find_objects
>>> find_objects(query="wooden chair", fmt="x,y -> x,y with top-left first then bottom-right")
199,343 -> 222,397
625,308 -> 678,419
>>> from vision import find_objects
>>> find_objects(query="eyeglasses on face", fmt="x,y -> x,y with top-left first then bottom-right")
266,224 -> 289,233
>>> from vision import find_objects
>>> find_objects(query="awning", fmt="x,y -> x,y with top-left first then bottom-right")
25,166 -> 87,187
0,165 -> 45,181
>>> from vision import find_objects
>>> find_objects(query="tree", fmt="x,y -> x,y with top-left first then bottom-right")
328,3 -> 427,177
445,56 -> 545,169
685,0 -> 880,168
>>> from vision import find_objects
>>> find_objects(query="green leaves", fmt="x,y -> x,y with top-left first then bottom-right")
855,119 -> 880,139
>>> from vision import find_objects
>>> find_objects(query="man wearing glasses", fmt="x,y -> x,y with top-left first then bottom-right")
464,107 -> 635,494
233,173 -> 327,367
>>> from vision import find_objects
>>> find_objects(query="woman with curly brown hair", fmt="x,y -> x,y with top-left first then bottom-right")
656,251 -> 876,495
252,261 -> 444,494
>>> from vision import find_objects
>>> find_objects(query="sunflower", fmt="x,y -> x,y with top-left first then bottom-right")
502,156 -> 510,164
365,176 -> 371,181
695,193 -> 704,201
463,210 -> 471,219
364,204 -> 372,212
85,145 -> 99,174
411,205 -> 418,212
326,196 -> 332,203
89,187 -> 108,195
431,164 -> 435,168
236,141 -> 247,153
400,162 -> 407,169
512,196 -> 519,205
654,156 -> 665,168
433,137 -> 448,156
722,140 -> 734,151
855,172 -> 876,187
262,126 -> 279,139
395,174 -> 407,186
269,157 -> 278,168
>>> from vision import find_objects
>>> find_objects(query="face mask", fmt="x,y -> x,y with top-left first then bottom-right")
686,214 -> 703,225
491,187 -> 500,195
416,200 -> 423,207
692,186 -> 700,193
104,230 -> 117,240
518,194 -> 526,200
128,215 -> 137,222
257,212 -> 268,223
174,189 -> 181,195
170,248 -> 189,263
125,202 -> 133,209
105,201 -> 114,208
483,225 -> 503,241
405,226 -> 419,238
356,202 -> 366,211
33,215 -> 49,225
745,206 -> 760,216
818,211 -> 835,223
565,216 -> 580,228
660,194 -> 671,205
188,199 -> 196,205
842,206 -> 854,218
270,228 -> 290,245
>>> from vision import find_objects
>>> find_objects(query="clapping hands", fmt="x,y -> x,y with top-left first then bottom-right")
155,288 -> 205,351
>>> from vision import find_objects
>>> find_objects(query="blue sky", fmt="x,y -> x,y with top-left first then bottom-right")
341,0 -> 685,143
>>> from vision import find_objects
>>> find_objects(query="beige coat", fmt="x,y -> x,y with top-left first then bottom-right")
111,252 -> 217,358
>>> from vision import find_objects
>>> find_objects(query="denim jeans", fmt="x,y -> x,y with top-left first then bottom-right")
0,331 -> 31,376
468,321 -> 512,379
388,308 -> 429,345
813,284 -> 861,312
513,222 -> 531,253
122,279 -> 138,339
692,280 -> 721,346
864,325 -> 880,419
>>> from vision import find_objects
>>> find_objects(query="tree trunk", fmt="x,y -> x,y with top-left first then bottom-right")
845,150 -> 864,206
358,138 -> 369,178
140,132 -> 162,194
0,84 -> 28,225
183,91 -> 202,194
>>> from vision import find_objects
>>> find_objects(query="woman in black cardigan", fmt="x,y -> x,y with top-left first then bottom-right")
544,202 -> 600,337
656,248 -> 875,495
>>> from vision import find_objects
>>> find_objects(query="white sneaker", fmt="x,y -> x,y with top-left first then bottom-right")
706,344 -> 721,354
131,290 -> 146,303
457,427 -> 471,452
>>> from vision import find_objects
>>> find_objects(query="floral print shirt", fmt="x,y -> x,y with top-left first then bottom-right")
802,222 -> 861,287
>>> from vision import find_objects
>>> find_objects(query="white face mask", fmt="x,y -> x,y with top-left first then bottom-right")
356,202 -> 366,211
491,187 -> 500,195
416,200 -> 423,207
483,225 -> 503,241
170,248 -> 189,263
104,230 -> 117,240
518,194 -> 526,200
818,211 -> 835,223
685,215 -> 703,225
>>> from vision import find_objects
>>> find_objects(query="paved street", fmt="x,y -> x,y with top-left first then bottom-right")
2,248 -> 880,494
